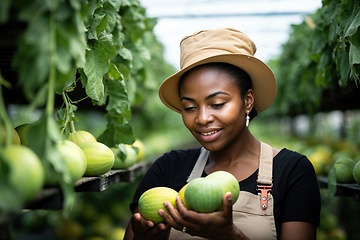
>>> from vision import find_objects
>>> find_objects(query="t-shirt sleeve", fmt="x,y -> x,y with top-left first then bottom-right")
280,153 -> 321,226
129,155 -> 170,212
129,149 -> 199,212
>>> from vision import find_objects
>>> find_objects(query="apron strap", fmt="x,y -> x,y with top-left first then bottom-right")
257,142 -> 273,185
257,142 -> 273,210
187,142 -> 273,184
187,147 -> 209,182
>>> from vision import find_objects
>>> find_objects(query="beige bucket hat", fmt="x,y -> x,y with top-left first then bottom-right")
158,28 -> 277,114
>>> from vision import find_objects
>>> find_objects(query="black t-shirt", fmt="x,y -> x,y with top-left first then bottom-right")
130,147 -> 321,236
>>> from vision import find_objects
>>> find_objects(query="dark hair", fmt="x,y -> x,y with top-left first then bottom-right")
179,62 -> 258,119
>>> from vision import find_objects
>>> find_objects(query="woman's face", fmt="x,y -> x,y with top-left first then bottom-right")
179,65 -> 252,152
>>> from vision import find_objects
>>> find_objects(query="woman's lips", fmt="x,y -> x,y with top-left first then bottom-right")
197,129 -> 222,142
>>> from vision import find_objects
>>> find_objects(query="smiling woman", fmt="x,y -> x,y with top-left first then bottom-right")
123,27 -> 321,240
178,63 -> 252,151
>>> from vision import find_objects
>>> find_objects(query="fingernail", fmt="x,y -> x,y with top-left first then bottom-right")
227,192 -> 232,201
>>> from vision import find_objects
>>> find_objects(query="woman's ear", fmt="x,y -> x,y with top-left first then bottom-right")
244,89 -> 255,112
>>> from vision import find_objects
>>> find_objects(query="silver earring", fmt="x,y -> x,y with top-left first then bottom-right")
246,113 -> 250,127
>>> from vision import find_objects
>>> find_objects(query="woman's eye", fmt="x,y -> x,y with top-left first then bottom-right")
183,106 -> 196,112
211,103 -> 225,109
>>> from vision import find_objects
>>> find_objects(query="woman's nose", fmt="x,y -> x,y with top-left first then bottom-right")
196,107 -> 214,125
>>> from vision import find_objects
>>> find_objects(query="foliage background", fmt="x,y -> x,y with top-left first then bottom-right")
0,0 -> 360,239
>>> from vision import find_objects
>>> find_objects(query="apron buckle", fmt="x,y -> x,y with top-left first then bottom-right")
257,185 -> 272,210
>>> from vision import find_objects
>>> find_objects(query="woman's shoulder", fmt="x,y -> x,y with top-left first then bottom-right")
273,148 -> 314,173
275,148 -> 306,159
154,148 -> 200,168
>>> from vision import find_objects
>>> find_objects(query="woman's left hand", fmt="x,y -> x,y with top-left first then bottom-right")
159,192 -> 244,240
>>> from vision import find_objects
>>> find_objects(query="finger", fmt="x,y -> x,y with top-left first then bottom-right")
174,196 -> 195,224
146,222 -> 169,236
175,195 -> 187,213
160,201 -> 196,236
134,212 -> 142,221
222,192 -> 233,219
131,213 -> 142,229
132,213 -> 169,239
172,197 -> 202,231
132,213 -> 154,232
159,201 -> 182,228
157,222 -> 169,231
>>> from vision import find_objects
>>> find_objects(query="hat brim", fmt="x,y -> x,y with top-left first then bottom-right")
159,54 -> 277,114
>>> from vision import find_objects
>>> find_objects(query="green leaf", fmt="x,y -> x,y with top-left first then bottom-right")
111,22 -> 125,47
96,76 -> 133,146
54,67 -> 77,94
13,0 -> 86,100
335,43 -> 351,86
27,114 -> 62,157
55,5 -> 87,70
81,0 -> 98,26
96,13 -> 108,36
57,95 -> 78,135
117,144 -> 127,161
345,10 -> 360,37
27,84 -> 49,110
55,41 -> 72,74
67,17 -> 87,68
118,47 -> 133,61
87,1 -> 117,39
101,2 -> 118,33
131,42 -> 151,70
108,0 -> 122,11
349,43 -> 360,82
83,34 -> 116,102
105,78 -> 129,115
119,0 -> 134,7
17,0 -> 60,21
339,0 -> 360,38
107,62 -> 123,80
98,113 -> 135,146
88,13 -> 108,40
13,15 -> 51,98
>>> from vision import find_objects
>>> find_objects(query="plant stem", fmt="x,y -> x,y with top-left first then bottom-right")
61,92 -> 76,133
46,12 -> 56,117
69,118 -> 76,133
0,79 -> 13,147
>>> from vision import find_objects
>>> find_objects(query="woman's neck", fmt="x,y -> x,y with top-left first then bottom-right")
205,132 -> 261,181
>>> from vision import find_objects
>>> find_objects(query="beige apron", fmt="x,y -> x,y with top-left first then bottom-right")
169,142 -> 277,240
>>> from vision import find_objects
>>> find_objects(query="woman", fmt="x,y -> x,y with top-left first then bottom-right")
124,28 -> 321,240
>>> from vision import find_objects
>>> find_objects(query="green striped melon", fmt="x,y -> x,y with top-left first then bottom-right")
185,177 -> 223,213
138,187 -> 178,224
178,183 -> 189,208
78,142 -> 114,176
68,130 -> 97,145
206,171 -> 240,205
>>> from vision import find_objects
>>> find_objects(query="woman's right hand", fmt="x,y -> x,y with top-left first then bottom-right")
127,211 -> 171,240
160,192 -> 248,240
